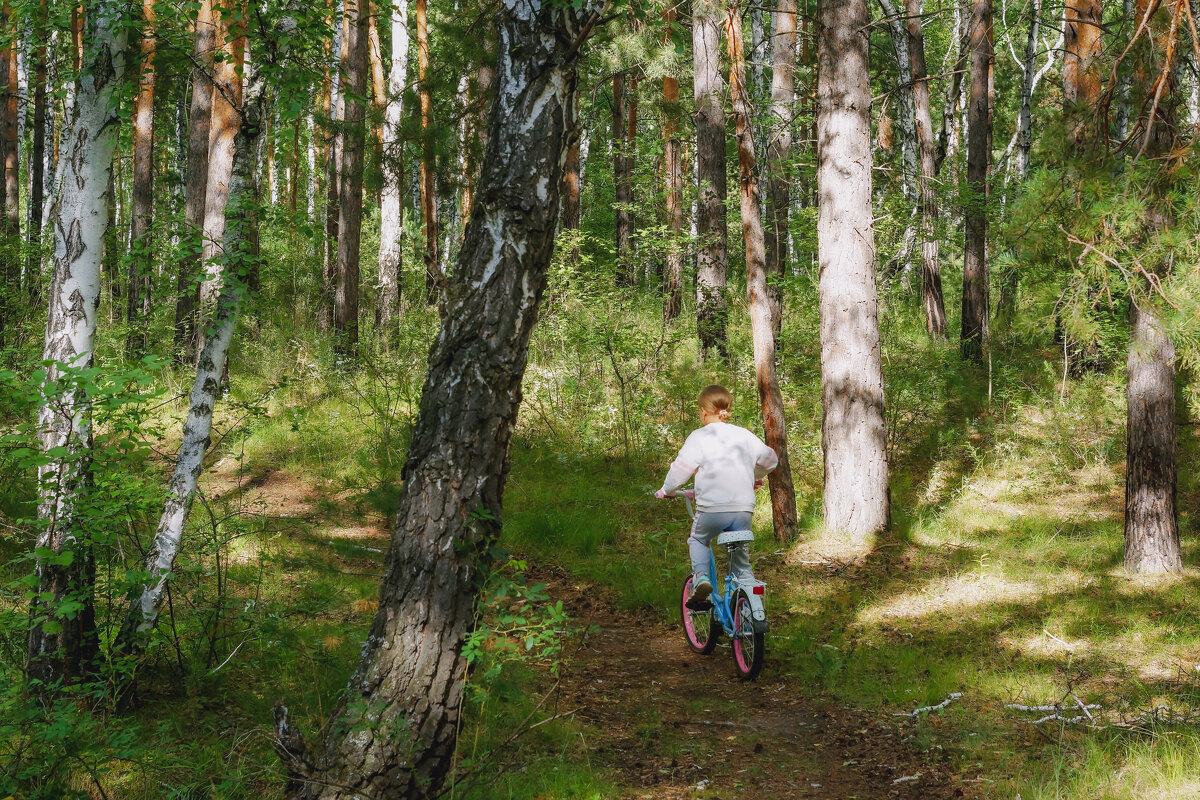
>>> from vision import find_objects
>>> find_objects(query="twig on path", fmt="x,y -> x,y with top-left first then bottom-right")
894,692 -> 963,718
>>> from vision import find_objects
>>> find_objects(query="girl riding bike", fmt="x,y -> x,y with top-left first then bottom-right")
655,384 -> 779,610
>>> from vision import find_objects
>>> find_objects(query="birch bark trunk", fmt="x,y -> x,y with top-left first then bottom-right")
27,0 -> 127,687
116,2 -> 304,652
378,0 -> 408,334
817,0 -> 890,539
727,3 -> 798,542
275,3 -> 601,796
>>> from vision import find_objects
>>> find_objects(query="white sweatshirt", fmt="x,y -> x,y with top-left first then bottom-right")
659,422 -> 779,513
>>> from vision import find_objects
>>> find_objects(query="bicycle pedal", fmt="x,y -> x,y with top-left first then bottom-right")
685,597 -> 714,612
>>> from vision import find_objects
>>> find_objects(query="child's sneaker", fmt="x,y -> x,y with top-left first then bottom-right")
686,576 -> 713,610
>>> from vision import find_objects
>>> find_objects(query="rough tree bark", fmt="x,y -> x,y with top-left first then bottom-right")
378,0 -> 408,334
876,0 -> 918,206
116,2 -> 302,653
1123,0 -> 1183,574
764,0 -> 795,337
694,0 -> 728,359
906,0 -> 946,336
662,5 -> 684,320
417,0 -> 440,303
3,0 -> 18,273
274,3 -> 602,796
322,1 -> 344,331
127,0 -> 155,357
26,0 -> 127,687
1063,0 -> 1102,143
817,0 -> 890,539
561,93 -> 581,238
612,71 -> 635,285
175,0 -> 216,364
727,2 -> 798,542
26,0 -> 47,302
960,0 -> 992,363
334,0 -> 368,356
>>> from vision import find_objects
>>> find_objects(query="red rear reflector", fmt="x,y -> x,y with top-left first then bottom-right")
753,586 -> 765,595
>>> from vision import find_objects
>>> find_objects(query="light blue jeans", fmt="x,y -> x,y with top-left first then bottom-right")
690,511 -> 754,585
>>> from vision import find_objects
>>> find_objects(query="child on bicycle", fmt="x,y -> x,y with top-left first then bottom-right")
655,384 -> 779,609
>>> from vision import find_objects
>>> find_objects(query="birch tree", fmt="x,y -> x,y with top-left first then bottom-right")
694,0 -> 728,359
273,2 -> 605,795
26,0 -> 128,687
378,0 -> 408,334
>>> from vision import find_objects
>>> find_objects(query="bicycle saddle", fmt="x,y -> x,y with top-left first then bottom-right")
716,530 -> 754,545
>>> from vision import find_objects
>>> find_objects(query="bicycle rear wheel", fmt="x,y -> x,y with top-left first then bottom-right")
681,575 -> 719,654
731,591 -> 764,680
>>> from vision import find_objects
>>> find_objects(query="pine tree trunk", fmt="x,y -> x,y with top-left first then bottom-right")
727,3 -> 798,542
417,0 -> 440,303
817,0 -> 890,539
1063,0 -> 1102,143
322,1 -> 344,332
662,5 -> 684,321
906,0 -> 945,336
763,0 -> 794,338
694,0 -> 728,360
334,0 -> 367,356
27,0 -> 127,688
26,0 -> 47,303
1123,0 -> 1182,574
3,0 -> 19,272
175,0 -> 216,364
127,0 -> 155,357
199,2 -> 245,334
275,3 -> 597,796
960,0 -> 991,363
378,0 -> 408,335
613,71 -> 635,285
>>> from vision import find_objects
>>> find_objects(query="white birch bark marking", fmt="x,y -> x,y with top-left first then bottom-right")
378,0 -> 409,328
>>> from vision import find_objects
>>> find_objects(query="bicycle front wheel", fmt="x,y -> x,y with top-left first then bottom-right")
731,591 -> 764,680
681,574 -> 719,654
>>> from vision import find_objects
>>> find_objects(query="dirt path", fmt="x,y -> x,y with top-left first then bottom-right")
547,569 -> 972,799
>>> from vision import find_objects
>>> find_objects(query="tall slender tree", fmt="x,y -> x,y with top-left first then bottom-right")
960,0 -> 992,363
26,0 -> 48,302
127,0 -> 156,356
727,1 -> 798,542
27,0 -> 128,687
907,0 -> 946,335
417,0 -> 439,303
662,6 -> 684,320
378,0 -> 408,333
694,0 -> 728,359
612,71 -> 635,284
334,0 -> 368,355
817,0 -> 890,538
274,2 -> 602,796
764,0 -> 795,336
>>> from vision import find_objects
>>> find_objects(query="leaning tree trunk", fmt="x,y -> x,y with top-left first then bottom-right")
274,3 -> 601,797
26,0 -> 128,688
662,6 -> 684,320
694,0 -> 728,360
817,0 -> 890,539
907,0 -> 946,336
334,0 -> 367,356
727,2 -> 798,542
1123,0 -> 1182,574
175,0 -> 216,364
127,0 -> 155,357
417,0 -> 440,303
960,0 -> 991,364
116,3 -> 301,653
378,0 -> 408,335
199,2 -> 244,335
764,0 -> 795,337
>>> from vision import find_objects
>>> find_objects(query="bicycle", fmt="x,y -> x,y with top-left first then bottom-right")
672,489 -> 768,680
